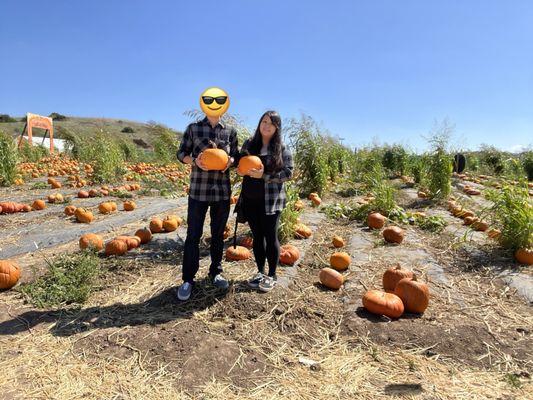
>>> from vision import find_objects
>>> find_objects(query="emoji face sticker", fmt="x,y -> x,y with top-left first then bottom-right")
200,87 -> 230,118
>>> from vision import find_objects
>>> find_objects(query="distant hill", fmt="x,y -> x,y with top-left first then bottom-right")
0,116 -> 183,148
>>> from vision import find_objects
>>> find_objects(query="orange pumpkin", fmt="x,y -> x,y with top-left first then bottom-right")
149,218 -> 164,233
135,228 -> 153,244
515,248 -> 533,265
367,212 -> 385,229
105,239 -> 128,256
294,223 -> 312,239
330,252 -> 351,271
78,190 -> 89,198
31,199 -> 46,211
79,233 -> 104,251
382,264 -> 413,292
238,155 -> 263,175
0,260 -> 21,290
75,208 -> 94,223
395,275 -> 430,314
98,202 -> 117,214
383,226 -> 405,244
279,244 -> 300,265
318,267 -> 344,290
487,228 -> 501,239
116,235 -> 141,250
362,290 -> 404,318
294,199 -> 304,211
163,218 -> 179,232
332,235 -> 345,248
310,195 -> 322,206
201,148 -> 229,171
123,201 -> 136,211
238,236 -> 254,249
226,245 -> 251,261
64,205 -> 77,216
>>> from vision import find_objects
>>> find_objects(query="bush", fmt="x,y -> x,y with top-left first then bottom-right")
486,184 -> 532,251
425,120 -> 453,199
121,126 -> 134,133
382,144 -> 409,177
521,151 -> 533,181
18,140 -> 49,163
0,131 -> 19,186
278,182 -> 301,244
479,145 -> 505,175
48,112 -> 67,121
0,114 -> 17,123
19,250 -> 100,308
152,125 -> 180,164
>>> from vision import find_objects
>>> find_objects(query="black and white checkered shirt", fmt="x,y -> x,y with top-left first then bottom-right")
177,118 -> 239,202
240,139 -> 294,215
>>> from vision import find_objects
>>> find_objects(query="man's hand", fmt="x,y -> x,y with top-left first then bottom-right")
195,152 -> 209,171
248,165 -> 264,179
221,157 -> 233,173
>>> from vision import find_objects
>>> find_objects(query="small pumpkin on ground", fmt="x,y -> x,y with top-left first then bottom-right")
64,205 -> 77,216
149,218 -> 164,233
238,236 -> 254,249
105,239 -> 129,256
75,208 -> 94,223
395,275 -> 430,314
382,264 -> 414,292
367,212 -> 385,229
294,223 -> 312,239
362,290 -> 404,318
382,226 -> 405,244
515,248 -> 533,265
279,244 -> 300,265
98,202 -> 117,214
294,199 -> 304,211
79,233 -> 104,251
123,201 -> 136,211
0,260 -> 21,290
332,235 -> 345,248
225,245 -> 251,261
78,190 -> 89,198
318,267 -> 344,290
31,199 -> 46,211
330,252 -> 351,271
116,235 -> 141,250
163,218 -> 179,232
135,228 -> 153,244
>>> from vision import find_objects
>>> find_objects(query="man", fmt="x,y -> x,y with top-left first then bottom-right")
176,87 -> 238,301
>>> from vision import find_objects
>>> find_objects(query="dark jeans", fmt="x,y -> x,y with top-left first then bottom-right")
182,197 -> 230,283
242,196 -> 281,277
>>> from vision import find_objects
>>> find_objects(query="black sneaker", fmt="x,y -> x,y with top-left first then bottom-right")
259,276 -> 276,292
247,272 -> 264,289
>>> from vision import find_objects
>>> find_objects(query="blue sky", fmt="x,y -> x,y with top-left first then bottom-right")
1,1 -> 532,152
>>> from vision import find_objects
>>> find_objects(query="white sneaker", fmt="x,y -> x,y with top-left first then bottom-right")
177,282 -> 193,301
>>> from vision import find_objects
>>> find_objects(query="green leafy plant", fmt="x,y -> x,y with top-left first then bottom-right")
520,150 -> 533,181
485,184 -> 532,251
19,250 -> 101,308
425,120 -> 453,199
0,130 -> 19,186
278,182 -> 302,244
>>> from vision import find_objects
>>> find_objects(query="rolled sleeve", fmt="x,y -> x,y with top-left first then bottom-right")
264,146 -> 293,183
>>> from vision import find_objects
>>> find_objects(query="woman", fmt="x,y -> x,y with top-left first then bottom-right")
237,111 -> 293,292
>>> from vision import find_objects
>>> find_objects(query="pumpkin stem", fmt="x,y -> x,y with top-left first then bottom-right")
207,140 -> 217,149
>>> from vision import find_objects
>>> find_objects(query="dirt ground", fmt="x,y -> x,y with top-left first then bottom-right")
0,179 -> 532,399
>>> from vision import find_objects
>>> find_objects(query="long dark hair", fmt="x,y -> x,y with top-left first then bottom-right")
247,110 -> 283,172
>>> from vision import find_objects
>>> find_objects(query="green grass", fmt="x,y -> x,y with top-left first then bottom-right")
19,250 -> 101,308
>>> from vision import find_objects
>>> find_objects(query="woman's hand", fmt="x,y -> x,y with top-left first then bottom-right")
248,165 -> 264,179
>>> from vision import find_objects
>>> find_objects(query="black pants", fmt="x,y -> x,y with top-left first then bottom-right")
182,197 -> 230,283
242,196 -> 280,277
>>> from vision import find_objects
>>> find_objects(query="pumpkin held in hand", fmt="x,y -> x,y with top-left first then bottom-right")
201,143 -> 229,171
0,260 -> 21,290
362,290 -> 404,318
238,155 -> 263,175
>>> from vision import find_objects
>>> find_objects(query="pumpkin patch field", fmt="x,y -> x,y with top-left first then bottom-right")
1,124 -> 532,399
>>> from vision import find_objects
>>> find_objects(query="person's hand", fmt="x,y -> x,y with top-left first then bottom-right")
221,157 -> 233,173
195,152 -> 209,171
248,165 -> 264,179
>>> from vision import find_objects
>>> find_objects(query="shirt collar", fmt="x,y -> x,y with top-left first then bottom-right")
201,117 -> 225,129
